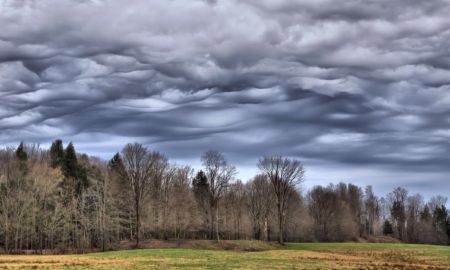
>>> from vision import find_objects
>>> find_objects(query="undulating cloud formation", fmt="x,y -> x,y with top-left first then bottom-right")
1,0 -> 449,197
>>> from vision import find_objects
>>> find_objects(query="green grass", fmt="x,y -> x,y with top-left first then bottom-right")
1,242 -> 449,269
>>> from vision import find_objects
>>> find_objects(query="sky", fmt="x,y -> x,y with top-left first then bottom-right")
0,0 -> 449,200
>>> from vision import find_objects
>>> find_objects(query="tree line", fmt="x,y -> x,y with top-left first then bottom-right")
0,141 -> 449,253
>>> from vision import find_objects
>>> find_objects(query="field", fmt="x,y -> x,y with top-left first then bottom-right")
0,242 -> 449,270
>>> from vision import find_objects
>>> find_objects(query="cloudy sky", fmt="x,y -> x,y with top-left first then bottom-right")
1,0 -> 449,199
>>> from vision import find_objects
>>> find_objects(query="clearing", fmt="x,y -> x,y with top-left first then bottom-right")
0,242 -> 449,269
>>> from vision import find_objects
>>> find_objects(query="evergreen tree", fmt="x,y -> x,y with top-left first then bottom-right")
61,142 -> 88,197
108,152 -> 126,178
192,170 -> 209,202
49,139 -> 64,168
192,170 -> 210,232
15,142 -> 28,177
15,142 -> 28,161
433,205 -> 449,243
383,220 -> 394,235
62,143 -> 78,179
420,205 -> 432,221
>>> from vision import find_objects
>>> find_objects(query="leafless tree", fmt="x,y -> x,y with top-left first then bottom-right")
258,156 -> 304,244
121,143 -> 168,247
247,174 -> 274,240
388,187 -> 408,241
406,194 -> 423,243
201,150 -> 236,241
364,186 -> 380,236
308,185 -> 339,241
169,166 -> 194,240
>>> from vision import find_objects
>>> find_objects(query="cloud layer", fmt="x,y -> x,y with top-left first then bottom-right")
1,0 -> 449,197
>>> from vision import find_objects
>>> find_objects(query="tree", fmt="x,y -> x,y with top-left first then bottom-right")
120,143 -> 167,247
406,194 -> 423,242
201,150 -> 236,241
258,156 -> 304,244
308,185 -> 339,241
169,166 -> 194,240
227,181 -> 246,239
247,174 -> 273,240
192,170 -> 210,234
15,142 -> 28,162
61,142 -> 88,198
49,139 -> 64,168
433,205 -> 450,244
388,187 -> 408,240
383,220 -> 394,235
364,186 -> 380,236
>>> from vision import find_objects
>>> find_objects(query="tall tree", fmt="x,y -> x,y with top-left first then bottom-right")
49,139 -> 64,168
258,156 -> 304,244
201,150 -> 236,241
120,143 -> 167,247
389,187 -> 408,241
433,205 -> 450,244
108,152 -> 133,241
15,142 -> 28,162
192,170 -> 210,234
406,194 -> 423,242
308,185 -> 339,241
247,174 -> 273,240
364,186 -> 380,236
61,142 -> 88,198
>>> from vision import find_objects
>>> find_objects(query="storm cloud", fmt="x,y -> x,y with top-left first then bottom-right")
1,0 -> 449,198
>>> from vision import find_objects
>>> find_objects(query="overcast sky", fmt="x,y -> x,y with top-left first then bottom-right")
1,0 -> 449,199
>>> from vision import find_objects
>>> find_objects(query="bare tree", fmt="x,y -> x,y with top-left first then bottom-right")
258,156 -> 304,244
388,187 -> 408,241
364,186 -> 380,236
201,150 -> 236,241
308,185 -> 339,241
121,143 -> 167,247
169,166 -> 194,240
227,181 -> 246,239
406,194 -> 423,243
247,174 -> 274,241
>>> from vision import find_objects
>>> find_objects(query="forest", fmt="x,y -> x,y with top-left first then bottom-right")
0,141 -> 449,254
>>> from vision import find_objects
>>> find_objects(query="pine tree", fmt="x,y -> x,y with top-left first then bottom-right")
49,139 -> 64,168
15,142 -> 29,177
108,152 -> 126,178
61,142 -> 88,197
192,170 -> 209,201
192,170 -> 210,234
433,205 -> 449,242
15,142 -> 28,161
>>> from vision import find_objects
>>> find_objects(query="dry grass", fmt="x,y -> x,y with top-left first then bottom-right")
0,242 -> 448,269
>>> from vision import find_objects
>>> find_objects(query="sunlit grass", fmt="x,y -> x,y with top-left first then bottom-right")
0,242 -> 449,269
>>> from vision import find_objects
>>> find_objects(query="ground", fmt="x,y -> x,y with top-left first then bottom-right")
0,242 -> 449,269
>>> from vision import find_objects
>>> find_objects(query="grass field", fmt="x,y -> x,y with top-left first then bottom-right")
0,242 -> 449,269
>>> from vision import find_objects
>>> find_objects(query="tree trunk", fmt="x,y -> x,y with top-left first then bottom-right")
215,205 -> 220,241
209,204 -> 215,240
277,201 -> 284,244
263,216 -> 269,241
135,198 -> 140,247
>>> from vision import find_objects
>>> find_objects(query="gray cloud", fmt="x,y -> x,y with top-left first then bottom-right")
0,0 -> 449,198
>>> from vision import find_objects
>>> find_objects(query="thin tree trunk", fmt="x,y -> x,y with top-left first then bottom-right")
277,201 -> 284,244
215,205 -> 220,241
135,198 -> 140,247
263,216 -> 269,241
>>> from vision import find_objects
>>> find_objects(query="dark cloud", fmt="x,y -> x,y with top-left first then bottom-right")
0,0 -> 449,198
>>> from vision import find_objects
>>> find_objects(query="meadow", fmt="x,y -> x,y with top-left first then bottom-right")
0,242 -> 449,270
